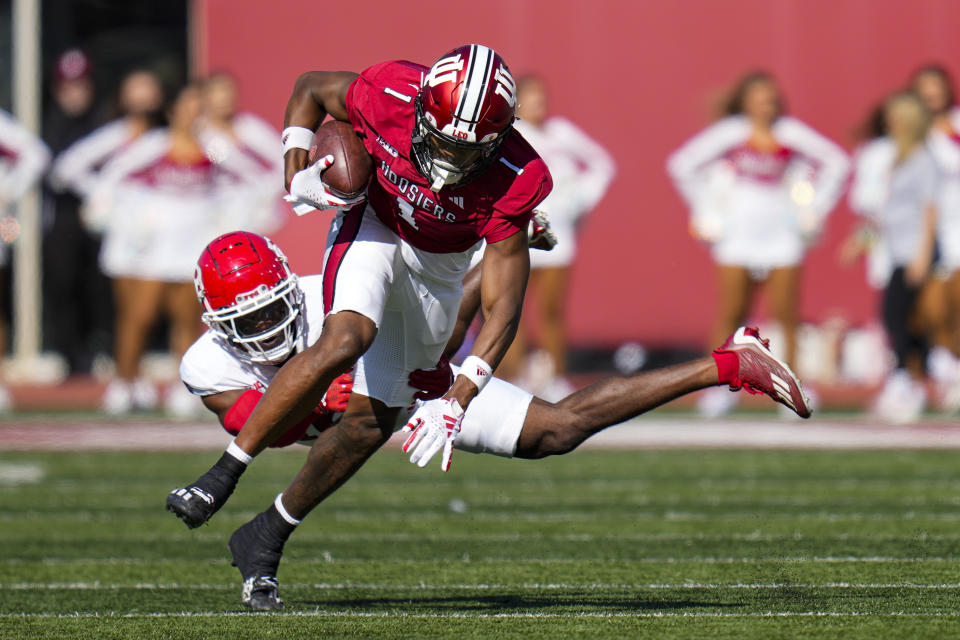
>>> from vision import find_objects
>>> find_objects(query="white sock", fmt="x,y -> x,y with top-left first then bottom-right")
226,440 -> 254,466
274,493 -> 302,526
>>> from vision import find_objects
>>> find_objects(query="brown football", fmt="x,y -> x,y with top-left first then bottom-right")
308,120 -> 373,198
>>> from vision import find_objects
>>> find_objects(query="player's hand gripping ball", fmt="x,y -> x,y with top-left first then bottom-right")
285,120 -> 373,214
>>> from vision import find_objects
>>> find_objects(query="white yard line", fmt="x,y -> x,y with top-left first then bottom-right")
5,555 -> 959,566
3,581 -> 960,591
3,416 -> 960,451
0,610 -> 957,619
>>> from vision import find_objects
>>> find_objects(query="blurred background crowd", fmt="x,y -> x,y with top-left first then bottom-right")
1,0 -> 959,424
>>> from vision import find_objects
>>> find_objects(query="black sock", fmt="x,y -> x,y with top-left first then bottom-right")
260,504 -> 298,545
212,451 -> 247,482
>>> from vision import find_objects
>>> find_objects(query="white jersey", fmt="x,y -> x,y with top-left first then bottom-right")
667,115 -> 850,269
514,117 -> 615,268
179,273 -> 532,457
92,128 -> 257,281
0,108 -> 51,265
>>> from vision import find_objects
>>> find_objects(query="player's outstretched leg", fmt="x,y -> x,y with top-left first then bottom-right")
514,325 -> 809,458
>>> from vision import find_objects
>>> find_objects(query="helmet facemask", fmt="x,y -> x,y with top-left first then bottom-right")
201,274 -> 303,365
412,95 -> 508,191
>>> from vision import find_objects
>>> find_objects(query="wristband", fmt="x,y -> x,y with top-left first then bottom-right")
459,355 -> 493,393
281,126 -> 315,154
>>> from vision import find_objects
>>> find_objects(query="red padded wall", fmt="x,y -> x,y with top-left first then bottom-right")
198,0 -> 960,347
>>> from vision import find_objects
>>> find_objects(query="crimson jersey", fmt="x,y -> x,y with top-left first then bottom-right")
344,60 -> 552,254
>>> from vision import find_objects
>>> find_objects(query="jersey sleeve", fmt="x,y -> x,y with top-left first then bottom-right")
345,60 -> 421,145
484,155 -> 553,243
179,332 -> 263,396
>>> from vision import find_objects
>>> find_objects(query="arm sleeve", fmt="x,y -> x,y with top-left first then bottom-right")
49,120 -> 129,197
223,387 -> 328,447
0,110 -> 50,202
665,116 -> 750,207
552,117 -> 616,216
775,117 -> 851,220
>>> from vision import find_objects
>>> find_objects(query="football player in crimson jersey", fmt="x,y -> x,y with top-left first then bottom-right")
167,45 -> 554,608
168,231 -> 812,610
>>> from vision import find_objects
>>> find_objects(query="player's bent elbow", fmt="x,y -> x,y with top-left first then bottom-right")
293,71 -> 323,94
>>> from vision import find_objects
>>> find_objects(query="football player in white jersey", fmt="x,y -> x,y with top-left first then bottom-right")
168,231 -> 811,609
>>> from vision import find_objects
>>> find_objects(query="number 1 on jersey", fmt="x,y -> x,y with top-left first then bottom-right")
397,196 -> 419,230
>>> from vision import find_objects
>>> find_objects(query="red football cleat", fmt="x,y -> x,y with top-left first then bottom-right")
714,327 -> 812,419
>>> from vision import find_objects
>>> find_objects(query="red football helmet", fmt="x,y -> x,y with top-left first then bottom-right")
194,231 -> 303,364
413,44 -> 517,190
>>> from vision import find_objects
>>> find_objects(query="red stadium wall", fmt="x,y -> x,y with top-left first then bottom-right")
197,0 -> 960,348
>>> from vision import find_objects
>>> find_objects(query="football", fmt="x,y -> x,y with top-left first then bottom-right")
308,120 -> 373,198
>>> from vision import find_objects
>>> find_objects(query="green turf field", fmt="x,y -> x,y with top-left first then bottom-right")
1,447 -> 959,638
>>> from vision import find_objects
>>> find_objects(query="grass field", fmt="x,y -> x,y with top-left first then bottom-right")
2,445 -> 960,638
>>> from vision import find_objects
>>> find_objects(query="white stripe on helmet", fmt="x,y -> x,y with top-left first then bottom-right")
454,44 -> 493,132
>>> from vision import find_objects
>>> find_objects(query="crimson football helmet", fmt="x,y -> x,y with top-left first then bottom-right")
194,231 -> 303,364
413,44 -> 517,190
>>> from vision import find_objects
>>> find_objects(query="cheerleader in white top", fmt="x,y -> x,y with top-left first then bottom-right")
92,84 -> 252,416
0,109 -> 50,410
848,92 -> 939,422
50,70 -> 165,212
910,65 -> 960,405
0,108 -> 51,260
667,71 -> 849,416
501,76 -> 616,398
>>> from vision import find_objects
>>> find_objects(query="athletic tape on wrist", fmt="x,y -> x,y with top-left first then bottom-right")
281,126 -> 315,154
459,355 -> 493,393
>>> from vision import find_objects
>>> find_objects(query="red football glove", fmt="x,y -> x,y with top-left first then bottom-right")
408,357 -> 454,401
321,371 -> 354,413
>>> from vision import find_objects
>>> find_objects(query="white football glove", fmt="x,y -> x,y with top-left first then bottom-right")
284,154 -> 366,215
401,397 -> 464,472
